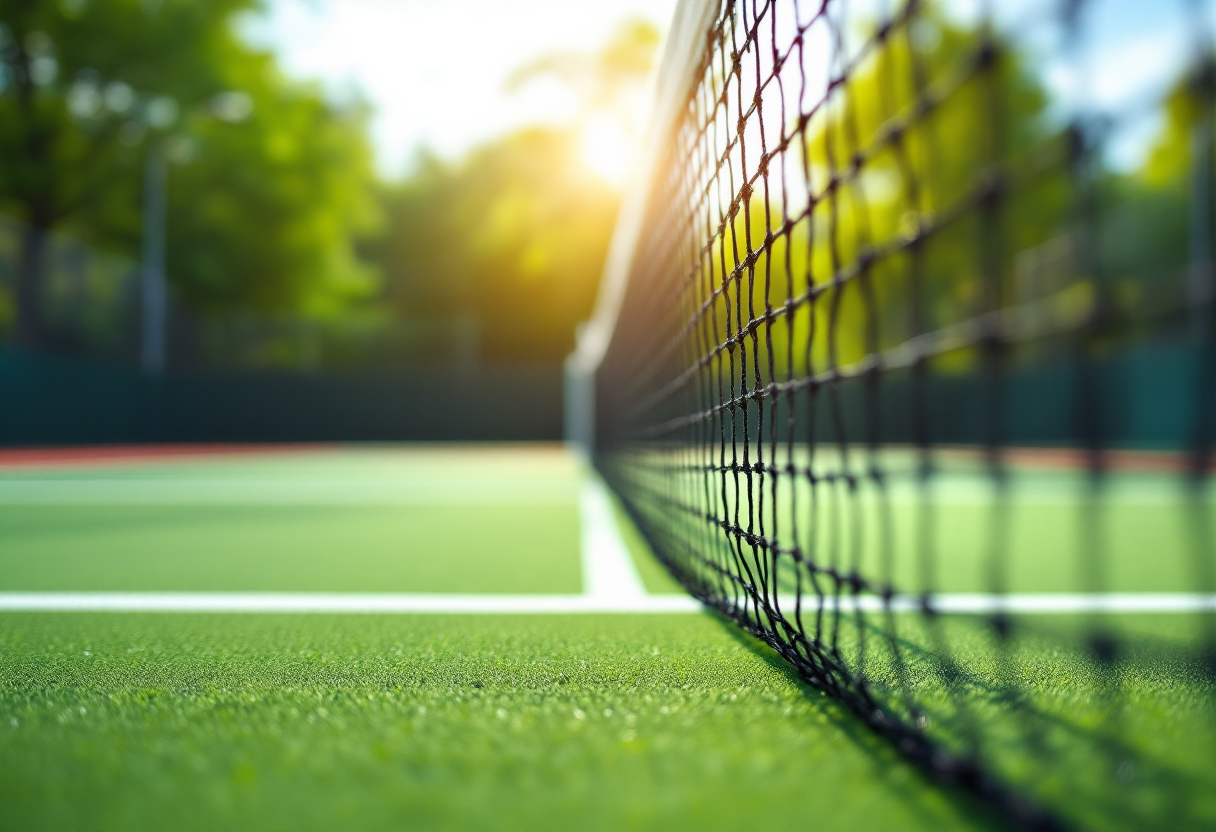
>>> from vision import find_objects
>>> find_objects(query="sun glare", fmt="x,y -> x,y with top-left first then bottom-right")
579,111 -> 635,186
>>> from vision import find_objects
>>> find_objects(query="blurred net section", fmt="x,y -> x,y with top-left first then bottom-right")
585,0 -> 1216,827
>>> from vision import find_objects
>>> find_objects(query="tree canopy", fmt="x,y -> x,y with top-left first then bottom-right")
0,0 -> 379,347
369,20 -> 660,362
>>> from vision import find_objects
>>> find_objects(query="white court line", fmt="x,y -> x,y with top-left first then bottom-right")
0,593 -> 702,614
580,479 -> 649,600
1,592 -> 1215,614
814,592 -> 1216,614
0,480 -> 675,614
892,593 -> 1216,614
5,472 -> 1213,615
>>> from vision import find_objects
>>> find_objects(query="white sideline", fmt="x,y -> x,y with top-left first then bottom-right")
815,592 -> 1216,614
2,592 -> 1216,615
0,478 -> 682,615
0,592 -> 702,614
882,593 -> 1216,614
4,471 -> 1214,615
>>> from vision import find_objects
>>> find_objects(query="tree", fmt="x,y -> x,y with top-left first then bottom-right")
369,21 -> 660,363
0,0 -> 379,348
371,129 -> 620,361
1106,60 -> 1216,328
715,9 -> 1068,380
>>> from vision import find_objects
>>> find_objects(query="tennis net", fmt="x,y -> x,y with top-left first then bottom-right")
569,0 -> 1216,827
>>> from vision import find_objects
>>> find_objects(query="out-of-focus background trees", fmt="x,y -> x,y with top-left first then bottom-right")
0,0 -> 658,372
369,131 -> 620,362
0,0 -> 1201,445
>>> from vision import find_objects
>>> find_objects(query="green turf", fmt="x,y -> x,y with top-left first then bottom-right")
633,453 -> 1214,594
0,446 -> 584,503
611,499 -> 686,595
604,452 -> 1216,829
2,445 -> 1213,830
841,469 -> 1213,593
0,504 -> 581,593
0,612 -> 995,832
835,612 -> 1216,831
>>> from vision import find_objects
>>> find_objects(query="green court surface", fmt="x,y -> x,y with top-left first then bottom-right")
0,504 -> 581,593
0,448 -> 582,593
0,613 -> 991,832
0,445 -> 1211,830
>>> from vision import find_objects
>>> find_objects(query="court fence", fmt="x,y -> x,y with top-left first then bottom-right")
0,349 -> 563,444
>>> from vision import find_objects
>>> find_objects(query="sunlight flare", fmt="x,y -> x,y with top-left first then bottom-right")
579,111 -> 635,185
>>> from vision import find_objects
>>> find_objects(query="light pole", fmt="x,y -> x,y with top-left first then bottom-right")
139,91 -> 251,374
140,142 -> 168,374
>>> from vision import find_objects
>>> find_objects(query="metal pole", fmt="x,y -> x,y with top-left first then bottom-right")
141,144 -> 167,374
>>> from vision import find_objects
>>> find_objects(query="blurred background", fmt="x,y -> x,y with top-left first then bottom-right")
0,0 -> 673,443
1,0 -> 1209,447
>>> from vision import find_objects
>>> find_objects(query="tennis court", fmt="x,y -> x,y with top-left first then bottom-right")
5,0 -> 1216,828
0,444 -> 985,831
0,444 -> 1211,830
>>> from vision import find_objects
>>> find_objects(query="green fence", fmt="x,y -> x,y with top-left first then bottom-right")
0,350 -> 563,444
594,337 -> 1208,451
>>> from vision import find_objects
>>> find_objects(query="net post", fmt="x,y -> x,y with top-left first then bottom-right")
564,329 -> 595,459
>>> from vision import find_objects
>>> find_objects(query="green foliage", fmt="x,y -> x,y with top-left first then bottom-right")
373,130 -> 619,361
1103,65 -> 1215,323
712,10 -> 1069,384
371,20 -> 661,362
720,7 -> 1213,388
164,78 -> 380,315
1,7 -> 658,363
0,0 -> 380,324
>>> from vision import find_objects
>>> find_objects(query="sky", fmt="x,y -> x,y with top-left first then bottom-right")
243,0 -> 1200,180
245,0 -> 679,177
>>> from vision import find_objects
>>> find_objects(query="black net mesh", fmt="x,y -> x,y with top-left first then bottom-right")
591,0 -> 1216,827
